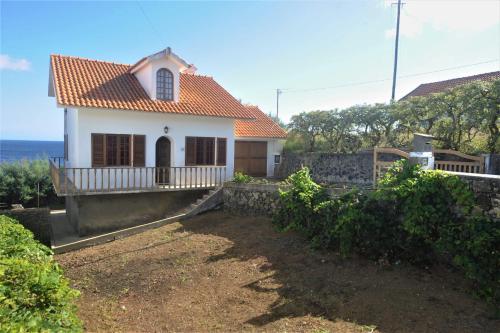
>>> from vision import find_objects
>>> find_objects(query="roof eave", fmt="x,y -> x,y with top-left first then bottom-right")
129,47 -> 191,74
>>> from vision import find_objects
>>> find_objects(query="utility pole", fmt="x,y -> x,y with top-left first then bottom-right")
276,89 -> 282,118
391,0 -> 404,101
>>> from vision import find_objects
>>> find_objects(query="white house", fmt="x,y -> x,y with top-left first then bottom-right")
47,48 -> 286,236
48,48 -> 286,195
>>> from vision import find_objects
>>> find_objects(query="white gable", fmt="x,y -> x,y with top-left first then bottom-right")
130,48 -> 194,103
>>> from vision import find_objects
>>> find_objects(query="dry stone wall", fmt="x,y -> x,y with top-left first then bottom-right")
223,172 -> 500,220
223,182 -> 358,217
223,183 -> 286,217
275,151 -> 374,186
453,172 -> 500,220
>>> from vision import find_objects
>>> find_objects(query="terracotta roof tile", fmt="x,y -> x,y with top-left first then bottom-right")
235,105 -> 287,139
50,54 -> 253,119
401,71 -> 500,100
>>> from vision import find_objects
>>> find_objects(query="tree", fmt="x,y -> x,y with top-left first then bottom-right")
284,79 -> 500,154
288,111 -> 327,152
476,80 -> 500,153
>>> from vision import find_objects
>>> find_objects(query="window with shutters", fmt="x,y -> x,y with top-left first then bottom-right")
185,136 -> 223,166
216,138 -> 227,166
92,134 -> 141,167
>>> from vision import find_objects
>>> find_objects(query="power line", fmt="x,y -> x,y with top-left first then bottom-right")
279,59 -> 500,94
136,1 -> 162,38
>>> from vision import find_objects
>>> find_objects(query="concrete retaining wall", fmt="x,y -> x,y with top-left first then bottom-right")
0,208 -> 52,246
66,190 -> 208,236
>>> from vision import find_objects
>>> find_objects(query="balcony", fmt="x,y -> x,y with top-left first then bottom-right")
49,157 -> 227,196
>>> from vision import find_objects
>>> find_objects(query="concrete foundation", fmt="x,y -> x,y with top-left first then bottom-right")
65,190 -> 207,236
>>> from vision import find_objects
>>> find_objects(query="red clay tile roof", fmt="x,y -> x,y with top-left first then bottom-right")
401,71 -> 500,100
235,105 -> 287,139
50,54 -> 253,119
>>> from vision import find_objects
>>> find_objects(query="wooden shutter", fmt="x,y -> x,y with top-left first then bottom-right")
133,135 -> 145,167
217,138 -> 227,166
185,137 -> 196,166
205,138 -> 215,165
106,135 -> 118,166
91,134 -> 105,167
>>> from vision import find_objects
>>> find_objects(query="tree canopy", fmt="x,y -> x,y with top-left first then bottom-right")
285,79 -> 500,154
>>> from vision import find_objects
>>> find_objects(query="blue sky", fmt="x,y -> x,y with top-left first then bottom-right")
1,0 -> 499,141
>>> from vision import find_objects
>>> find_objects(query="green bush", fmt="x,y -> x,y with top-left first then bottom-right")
0,159 -> 58,208
0,215 -> 82,332
273,161 -> 500,310
233,171 -> 253,184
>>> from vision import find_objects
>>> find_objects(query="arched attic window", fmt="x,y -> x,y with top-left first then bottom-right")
156,68 -> 174,101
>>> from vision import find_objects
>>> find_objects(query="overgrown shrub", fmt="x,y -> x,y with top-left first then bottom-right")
0,215 -> 82,332
233,171 -> 253,184
273,161 -> 500,310
0,159 -> 58,208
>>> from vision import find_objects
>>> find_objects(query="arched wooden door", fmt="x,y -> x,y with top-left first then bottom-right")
155,137 -> 171,184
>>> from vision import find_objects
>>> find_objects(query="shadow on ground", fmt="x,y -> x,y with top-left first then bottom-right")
178,212 -> 499,333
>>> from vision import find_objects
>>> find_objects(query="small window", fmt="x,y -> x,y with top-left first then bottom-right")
274,154 -> 281,164
156,68 -> 174,101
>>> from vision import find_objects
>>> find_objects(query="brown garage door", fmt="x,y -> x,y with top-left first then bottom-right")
234,141 -> 267,177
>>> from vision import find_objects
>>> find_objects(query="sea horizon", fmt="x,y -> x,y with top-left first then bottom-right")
0,139 -> 64,163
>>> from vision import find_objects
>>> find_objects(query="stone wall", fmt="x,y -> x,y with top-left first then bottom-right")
223,182 -> 357,217
276,151 -> 375,186
223,173 -> 500,220
453,172 -> 500,219
0,208 -> 52,246
223,183 -> 286,217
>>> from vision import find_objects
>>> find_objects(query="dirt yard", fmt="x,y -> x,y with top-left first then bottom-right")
56,211 -> 499,333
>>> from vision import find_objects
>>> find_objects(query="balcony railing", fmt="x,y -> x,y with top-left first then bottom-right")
49,157 -> 227,196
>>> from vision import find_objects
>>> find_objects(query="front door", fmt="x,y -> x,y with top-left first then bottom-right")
155,137 -> 171,184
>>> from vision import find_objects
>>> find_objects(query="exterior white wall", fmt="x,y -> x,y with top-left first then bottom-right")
74,107 -> 235,173
65,108 -> 79,168
133,57 -> 181,102
234,137 -> 285,177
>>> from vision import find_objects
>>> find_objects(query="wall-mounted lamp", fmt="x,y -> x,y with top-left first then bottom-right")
163,126 -> 169,134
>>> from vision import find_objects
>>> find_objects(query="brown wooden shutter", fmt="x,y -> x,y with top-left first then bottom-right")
206,138 -> 215,165
217,138 -> 227,166
91,134 -> 105,167
185,137 -> 196,166
133,135 -> 145,167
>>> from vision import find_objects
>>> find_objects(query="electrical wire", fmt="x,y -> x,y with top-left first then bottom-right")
281,59 -> 500,94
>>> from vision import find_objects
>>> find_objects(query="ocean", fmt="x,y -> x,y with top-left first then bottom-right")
0,140 -> 64,163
